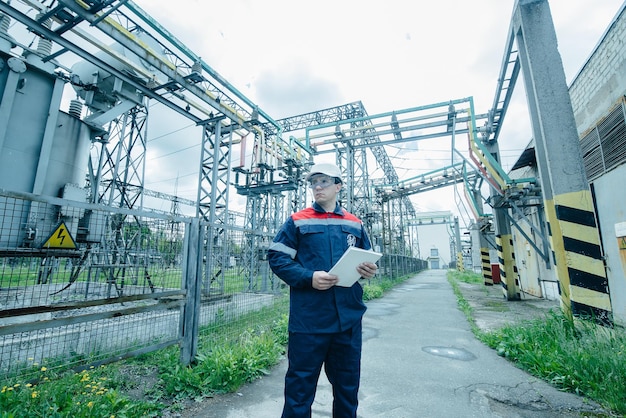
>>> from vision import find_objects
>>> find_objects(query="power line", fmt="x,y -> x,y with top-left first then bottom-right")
148,143 -> 200,161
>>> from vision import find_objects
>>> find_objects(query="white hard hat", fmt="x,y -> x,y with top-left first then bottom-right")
305,163 -> 343,183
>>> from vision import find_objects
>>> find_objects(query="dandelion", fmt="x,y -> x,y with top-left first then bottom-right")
28,357 -> 34,361
25,383 -> 32,388
31,391 -> 38,399
13,384 -> 20,388
87,401 -> 94,408
40,367 -> 47,372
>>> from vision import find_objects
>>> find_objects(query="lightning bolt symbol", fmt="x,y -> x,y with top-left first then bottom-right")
56,227 -> 66,245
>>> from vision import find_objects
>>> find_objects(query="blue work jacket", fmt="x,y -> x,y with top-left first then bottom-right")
268,202 -> 373,333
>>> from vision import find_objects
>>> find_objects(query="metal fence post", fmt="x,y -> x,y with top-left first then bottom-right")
180,218 -> 202,366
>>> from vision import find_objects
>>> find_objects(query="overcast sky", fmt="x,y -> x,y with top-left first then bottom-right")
131,0 -> 624,261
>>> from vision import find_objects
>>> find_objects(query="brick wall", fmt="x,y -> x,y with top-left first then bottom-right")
569,5 -> 626,135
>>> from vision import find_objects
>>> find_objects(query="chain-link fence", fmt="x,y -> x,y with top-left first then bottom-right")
0,189 -> 424,380
0,189 -> 192,379
192,220 -> 287,349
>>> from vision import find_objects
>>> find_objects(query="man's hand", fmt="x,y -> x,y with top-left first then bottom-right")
312,271 -> 339,290
357,262 -> 378,279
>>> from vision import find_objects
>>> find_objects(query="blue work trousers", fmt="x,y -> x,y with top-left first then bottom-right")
282,322 -> 362,418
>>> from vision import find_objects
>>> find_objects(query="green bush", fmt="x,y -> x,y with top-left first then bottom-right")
449,269 -> 484,285
483,312 -> 626,414
363,284 -> 383,300
160,324 -> 287,399
363,274 -> 413,301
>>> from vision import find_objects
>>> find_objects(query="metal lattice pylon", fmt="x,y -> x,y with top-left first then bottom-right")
90,105 -> 148,209
197,118 -> 234,295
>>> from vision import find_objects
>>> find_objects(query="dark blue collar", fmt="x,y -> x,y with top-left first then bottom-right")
312,201 -> 344,216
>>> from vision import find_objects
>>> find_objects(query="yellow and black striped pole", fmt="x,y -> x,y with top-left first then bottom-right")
454,216 -> 464,272
496,233 -> 520,300
544,192 -> 611,321
515,0 -> 612,322
481,247 -> 493,286
457,251 -> 464,272
483,130 -> 519,299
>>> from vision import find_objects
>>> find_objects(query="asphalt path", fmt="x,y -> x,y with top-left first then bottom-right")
178,269 -> 606,418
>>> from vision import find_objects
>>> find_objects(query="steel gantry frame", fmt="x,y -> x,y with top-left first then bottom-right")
233,122 -> 309,293
265,101 -> 369,214
299,98 -> 490,256
269,101 -> 422,255
93,106 -> 148,209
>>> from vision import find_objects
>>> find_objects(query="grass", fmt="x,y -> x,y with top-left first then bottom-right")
0,274 -> 407,417
447,270 -> 483,335
0,303 -> 289,417
448,270 -> 626,416
0,263 -> 250,293
0,366 -> 162,417
158,312 -> 289,401
8,269 -> 624,416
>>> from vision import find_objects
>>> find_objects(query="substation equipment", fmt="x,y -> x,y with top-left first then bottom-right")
0,0 -> 480,298
0,0 -> 624,375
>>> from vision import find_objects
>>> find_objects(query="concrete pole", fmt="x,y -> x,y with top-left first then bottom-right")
514,0 -> 612,322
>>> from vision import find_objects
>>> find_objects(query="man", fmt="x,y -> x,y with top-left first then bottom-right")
268,162 -> 378,418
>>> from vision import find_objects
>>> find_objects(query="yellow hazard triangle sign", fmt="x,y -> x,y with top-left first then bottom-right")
42,221 -> 77,249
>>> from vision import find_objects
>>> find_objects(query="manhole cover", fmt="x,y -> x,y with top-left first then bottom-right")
422,346 -> 476,361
